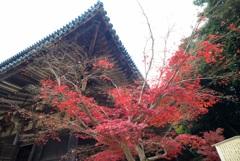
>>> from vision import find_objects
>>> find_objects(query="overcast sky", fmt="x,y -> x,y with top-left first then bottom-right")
0,0 -> 202,73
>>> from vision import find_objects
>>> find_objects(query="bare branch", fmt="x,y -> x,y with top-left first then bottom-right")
137,0 -> 155,103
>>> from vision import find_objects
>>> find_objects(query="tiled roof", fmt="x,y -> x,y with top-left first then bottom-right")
0,1 -> 142,79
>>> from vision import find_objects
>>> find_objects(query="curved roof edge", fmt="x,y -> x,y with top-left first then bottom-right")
0,1 -> 143,80
0,1 -> 104,72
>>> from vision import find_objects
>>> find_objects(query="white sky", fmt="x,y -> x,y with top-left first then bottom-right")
0,0 -> 202,74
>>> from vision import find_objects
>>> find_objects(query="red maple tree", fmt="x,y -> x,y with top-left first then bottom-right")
33,38 -> 225,161
11,4 -> 231,159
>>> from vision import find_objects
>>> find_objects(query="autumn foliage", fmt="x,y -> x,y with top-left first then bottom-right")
12,1 -> 240,160
33,37 -> 228,161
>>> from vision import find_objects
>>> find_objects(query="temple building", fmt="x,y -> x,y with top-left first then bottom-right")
0,2 -> 142,160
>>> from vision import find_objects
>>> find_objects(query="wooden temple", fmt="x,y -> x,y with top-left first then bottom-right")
0,2 -> 142,160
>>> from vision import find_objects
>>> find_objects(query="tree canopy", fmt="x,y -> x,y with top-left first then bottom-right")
4,0 -> 240,160
189,0 -> 240,138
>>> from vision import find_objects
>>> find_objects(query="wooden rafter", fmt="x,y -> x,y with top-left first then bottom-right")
88,21 -> 100,57
68,23 -> 97,44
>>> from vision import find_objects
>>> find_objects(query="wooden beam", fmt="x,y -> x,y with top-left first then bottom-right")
71,42 -> 88,59
88,21 -> 100,57
0,98 -> 30,105
68,23 -> 96,44
1,81 -> 22,90
0,84 -> 18,93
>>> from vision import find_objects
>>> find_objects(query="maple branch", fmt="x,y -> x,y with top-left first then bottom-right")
157,25 -> 175,86
68,122 -> 97,139
80,70 -> 99,90
147,145 -> 167,161
182,1 -> 222,56
79,103 -> 99,126
137,0 -> 155,103
62,76 -> 82,94
150,93 -> 168,109
151,51 -> 195,108
99,107 -> 110,119
46,60 -> 61,86
161,124 -> 174,142
101,74 -> 119,89
73,112 -> 89,129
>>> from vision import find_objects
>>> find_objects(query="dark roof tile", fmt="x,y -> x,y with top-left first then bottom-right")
0,1 -> 142,79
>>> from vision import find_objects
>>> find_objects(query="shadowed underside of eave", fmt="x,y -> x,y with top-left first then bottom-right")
0,2 -> 143,116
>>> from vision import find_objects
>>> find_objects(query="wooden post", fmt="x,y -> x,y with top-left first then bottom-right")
28,143 -> 36,161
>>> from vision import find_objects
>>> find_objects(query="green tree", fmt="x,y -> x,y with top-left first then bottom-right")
190,0 -> 240,138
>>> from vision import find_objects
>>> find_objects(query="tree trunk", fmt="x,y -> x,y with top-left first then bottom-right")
135,145 -> 146,161
121,144 -> 135,161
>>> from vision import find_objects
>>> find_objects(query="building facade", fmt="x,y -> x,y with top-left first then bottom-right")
0,2 -> 142,160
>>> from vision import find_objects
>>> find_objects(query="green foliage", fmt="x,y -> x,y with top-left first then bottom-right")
189,0 -> 240,139
174,125 -> 190,135
193,0 -> 208,6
